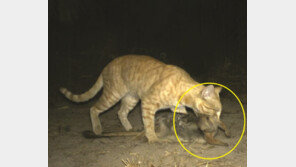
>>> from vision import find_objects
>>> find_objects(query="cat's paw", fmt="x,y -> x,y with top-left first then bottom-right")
93,126 -> 103,135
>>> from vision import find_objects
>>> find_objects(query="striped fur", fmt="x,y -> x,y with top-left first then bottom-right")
60,75 -> 103,102
60,55 -> 224,143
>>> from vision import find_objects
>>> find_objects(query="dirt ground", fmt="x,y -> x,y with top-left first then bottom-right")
48,88 -> 247,167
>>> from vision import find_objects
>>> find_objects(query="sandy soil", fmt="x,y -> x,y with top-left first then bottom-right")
49,91 -> 247,167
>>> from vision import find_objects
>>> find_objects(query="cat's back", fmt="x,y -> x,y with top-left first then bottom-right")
101,55 -> 196,98
103,55 -> 193,82
101,55 -> 167,95
102,55 -> 166,76
114,55 -> 165,68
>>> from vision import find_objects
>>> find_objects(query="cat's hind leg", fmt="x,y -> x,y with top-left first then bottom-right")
90,89 -> 123,135
118,94 -> 139,131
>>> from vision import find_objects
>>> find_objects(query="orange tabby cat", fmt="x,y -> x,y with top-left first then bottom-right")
60,55 -> 228,144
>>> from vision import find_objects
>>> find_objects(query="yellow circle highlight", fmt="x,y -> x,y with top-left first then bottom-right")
173,82 -> 246,160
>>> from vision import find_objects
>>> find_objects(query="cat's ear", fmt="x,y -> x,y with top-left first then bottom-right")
202,85 -> 215,99
214,86 -> 222,94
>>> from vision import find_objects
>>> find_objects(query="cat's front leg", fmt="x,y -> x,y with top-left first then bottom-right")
141,102 -> 171,143
141,102 -> 159,143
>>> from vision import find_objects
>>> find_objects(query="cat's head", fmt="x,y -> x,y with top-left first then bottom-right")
194,85 -> 223,118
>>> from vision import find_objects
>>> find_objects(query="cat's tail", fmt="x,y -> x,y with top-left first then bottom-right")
59,74 -> 103,103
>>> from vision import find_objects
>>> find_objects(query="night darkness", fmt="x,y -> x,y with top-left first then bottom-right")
49,0 -> 247,166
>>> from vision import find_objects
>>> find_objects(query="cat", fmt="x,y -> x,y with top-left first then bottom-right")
60,55 -> 229,144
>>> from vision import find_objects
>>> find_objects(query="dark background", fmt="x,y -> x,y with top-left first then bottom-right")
49,0 -> 247,106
